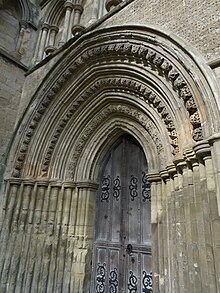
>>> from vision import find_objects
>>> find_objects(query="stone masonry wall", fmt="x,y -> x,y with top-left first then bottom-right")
99,0 -> 220,62
0,55 -> 26,184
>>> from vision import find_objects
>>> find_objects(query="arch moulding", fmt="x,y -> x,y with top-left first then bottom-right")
7,25 -> 220,182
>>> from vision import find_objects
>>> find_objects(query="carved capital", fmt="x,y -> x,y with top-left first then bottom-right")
35,179 -> 49,187
159,170 -> 170,180
146,173 -> 161,182
45,45 -> 56,55
19,20 -> 29,29
166,164 -> 177,177
50,25 -> 59,33
71,24 -> 85,35
5,178 -> 22,185
193,140 -> 211,159
49,180 -> 63,187
184,149 -> 198,168
64,1 -> 74,10
105,0 -> 122,12
41,23 -> 50,31
74,4 -> 83,13
63,181 -> 76,188
76,181 -> 99,190
22,179 -> 35,186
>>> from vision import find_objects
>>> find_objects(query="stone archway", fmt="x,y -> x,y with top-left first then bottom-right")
0,25 -> 220,292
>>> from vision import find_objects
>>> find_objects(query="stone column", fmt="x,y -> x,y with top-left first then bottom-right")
31,180 -> 49,291
194,141 -> 216,292
203,153 -> 219,291
73,4 -> 83,25
167,164 -> 179,293
209,134 -> 220,216
32,25 -> 42,65
160,170 -> 170,293
46,181 -> 61,292
156,179 -> 165,292
73,181 -> 98,292
98,0 -> 104,18
11,179 -> 34,292
61,181 -> 75,291
71,4 -> 84,36
0,178 -> 21,292
147,173 -> 161,293
68,8 -> 75,39
173,160 -> 186,293
185,150 -> 203,292
45,25 -> 59,55
36,23 -> 50,62
90,0 -> 99,23
59,1 -> 74,47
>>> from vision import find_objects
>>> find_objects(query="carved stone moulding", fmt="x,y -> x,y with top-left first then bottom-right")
40,77 -> 179,176
67,104 -> 165,179
12,33 -> 203,178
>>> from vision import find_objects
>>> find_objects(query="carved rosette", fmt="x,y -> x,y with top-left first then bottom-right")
12,35 -> 203,178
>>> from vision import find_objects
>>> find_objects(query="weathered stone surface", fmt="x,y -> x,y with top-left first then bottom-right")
0,0 -> 220,292
98,0 -> 220,62
0,56 -> 26,186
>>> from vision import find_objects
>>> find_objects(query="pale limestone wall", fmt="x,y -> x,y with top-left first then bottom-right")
98,0 -> 220,62
0,9 -> 20,54
0,0 -> 40,183
0,2 -> 39,66
80,0 -> 107,26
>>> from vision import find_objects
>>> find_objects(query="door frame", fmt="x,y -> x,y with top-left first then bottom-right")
90,134 -> 152,292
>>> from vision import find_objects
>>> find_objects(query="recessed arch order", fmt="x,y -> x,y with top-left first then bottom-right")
8,24 -> 220,182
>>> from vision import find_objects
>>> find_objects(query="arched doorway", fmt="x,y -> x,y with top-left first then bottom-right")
91,135 -> 152,292
1,25 -> 219,292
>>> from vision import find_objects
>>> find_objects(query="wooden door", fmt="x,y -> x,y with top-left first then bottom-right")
91,135 -> 152,293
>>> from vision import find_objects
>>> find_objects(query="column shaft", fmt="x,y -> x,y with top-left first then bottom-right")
59,3 -> 74,46
37,24 -> 49,61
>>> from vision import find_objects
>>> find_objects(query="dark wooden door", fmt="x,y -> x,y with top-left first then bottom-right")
91,135 -> 152,293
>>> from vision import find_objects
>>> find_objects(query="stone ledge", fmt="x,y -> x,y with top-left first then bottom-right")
208,57 -> 220,69
0,48 -> 28,71
27,0 -> 135,76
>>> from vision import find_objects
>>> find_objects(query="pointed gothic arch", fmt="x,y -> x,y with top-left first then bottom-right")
9,25 -> 220,179
1,25 -> 220,292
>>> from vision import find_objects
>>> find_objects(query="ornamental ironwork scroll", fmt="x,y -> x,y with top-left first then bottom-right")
96,263 -> 106,293
143,271 -> 152,292
101,175 -> 110,202
109,268 -> 118,293
129,175 -> 138,201
128,271 -> 138,293
113,176 -> 121,200
142,172 -> 151,202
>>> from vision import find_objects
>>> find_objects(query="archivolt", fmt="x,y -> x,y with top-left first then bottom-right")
8,25 -> 220,180
43,0 -> 65,25
66,103 -> 166,179
0,0 -> 33,22
40,78 -> 179,176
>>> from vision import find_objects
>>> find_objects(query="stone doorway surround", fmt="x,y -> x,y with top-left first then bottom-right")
0,25 -> 220,292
